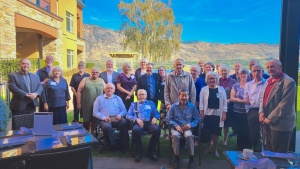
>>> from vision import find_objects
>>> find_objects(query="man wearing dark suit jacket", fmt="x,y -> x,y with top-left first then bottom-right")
8,58 -> 43,130
36,55 -> 54,112
99,60 -> 119,94
136,62 -> 160,107
259,59 -> 296,153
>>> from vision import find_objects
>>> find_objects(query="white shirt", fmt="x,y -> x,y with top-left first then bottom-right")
107,71 -> 112,83
244,78 -> 266,112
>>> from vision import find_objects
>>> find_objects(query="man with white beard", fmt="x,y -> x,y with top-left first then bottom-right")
99,60 -> 119,94
36,55 -> 54,111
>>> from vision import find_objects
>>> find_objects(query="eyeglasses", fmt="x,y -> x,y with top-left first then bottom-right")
252,70 -> 262,73
92,72 -> 99,74
208,78 -> 216,80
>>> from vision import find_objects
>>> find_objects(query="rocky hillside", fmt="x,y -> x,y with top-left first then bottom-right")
83,24 -> 279,63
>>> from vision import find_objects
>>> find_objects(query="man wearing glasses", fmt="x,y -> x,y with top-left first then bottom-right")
243,64 -> 266,152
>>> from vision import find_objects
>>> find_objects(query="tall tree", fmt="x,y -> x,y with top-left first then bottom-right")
118,0 -> 182,62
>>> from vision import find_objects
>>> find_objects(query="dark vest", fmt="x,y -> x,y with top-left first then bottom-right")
37,67 -> 49,82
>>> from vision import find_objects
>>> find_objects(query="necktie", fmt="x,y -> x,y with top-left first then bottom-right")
148,76 -> 154,99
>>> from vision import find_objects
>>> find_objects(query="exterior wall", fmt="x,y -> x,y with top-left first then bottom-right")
0,0 -> 17,58
58,0 -> 78,69
0,0 -> 63,61
17,33 -> 39,58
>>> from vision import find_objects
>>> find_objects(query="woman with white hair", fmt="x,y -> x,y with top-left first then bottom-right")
43,66 -> 70,124
190,64 -> 204,108
117,62 -> 137,110
199,71 -> 227,157
218,64 -> 236,146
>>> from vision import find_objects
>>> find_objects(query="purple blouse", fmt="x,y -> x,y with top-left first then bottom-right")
117,73 -> 137,99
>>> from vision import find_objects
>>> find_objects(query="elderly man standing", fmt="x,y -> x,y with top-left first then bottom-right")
165,59 -> 196,110
167,89 -> 201,169
229,62 -> 243,82
99,60 -> 119,94
36,55 -> 54,112
127,89 -> 160,162
136,62 -> 160,106
244,64 -> 266,152
70,61 -> 90,122
135,58 -> 147,80
248,59 -> 270,80
8,59 -> 43,130
93,83 -> 128,152
259,59 -> 296,152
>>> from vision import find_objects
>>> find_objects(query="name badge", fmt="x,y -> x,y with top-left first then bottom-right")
131,75 -> 135,79
216,93 -> 222,98
145,105 -> 151,109
50,82 -> 56,86
161,81 -> 165,85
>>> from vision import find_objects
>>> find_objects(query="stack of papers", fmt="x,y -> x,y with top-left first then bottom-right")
261,150 -> 293,159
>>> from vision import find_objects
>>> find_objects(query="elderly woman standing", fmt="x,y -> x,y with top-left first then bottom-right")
199,62 -> 215,85
77,67 -> 105,132
218,64 -> 236,146
230,68 -> 251,150
199,71 -> 227,157
190,65 -> 204,108
43,66 -> 70,125
117,63 -> 137,110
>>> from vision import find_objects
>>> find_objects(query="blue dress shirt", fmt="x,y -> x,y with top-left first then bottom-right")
93,94 -> 127,120
127,100 -> 160,122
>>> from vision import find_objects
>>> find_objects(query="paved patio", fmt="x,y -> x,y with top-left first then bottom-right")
93,157 -> 231,169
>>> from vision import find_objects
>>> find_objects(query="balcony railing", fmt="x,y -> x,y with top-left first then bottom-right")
27,0 -> 50,12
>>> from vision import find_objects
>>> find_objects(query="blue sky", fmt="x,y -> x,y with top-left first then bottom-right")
83,0 -> 281,44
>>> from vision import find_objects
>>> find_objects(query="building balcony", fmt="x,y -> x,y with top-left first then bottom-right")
77,37 -> 85,54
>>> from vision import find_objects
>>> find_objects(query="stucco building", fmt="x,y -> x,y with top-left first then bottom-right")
0,0 -> 86,69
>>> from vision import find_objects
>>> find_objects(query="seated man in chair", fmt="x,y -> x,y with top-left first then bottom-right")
166,89 -> 201,169
93,83 -> 128,152
127,89 -> 160,162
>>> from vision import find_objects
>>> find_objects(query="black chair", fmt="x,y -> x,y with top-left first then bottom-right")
12,113 -> 34,130
94,120 -> 120,152
168,123 -> 202,166
26,146 -> 92,169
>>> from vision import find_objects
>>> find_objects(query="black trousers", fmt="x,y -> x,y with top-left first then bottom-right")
247,108 -> 262,152
72,96 -> 80,121
100,118 -> 129,148
132,122 -> 160,153
236,112 -> 252,150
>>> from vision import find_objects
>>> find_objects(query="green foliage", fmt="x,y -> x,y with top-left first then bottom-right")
0,97 -> 10,132
86,62 -> 95,69
118,0 -> 182,62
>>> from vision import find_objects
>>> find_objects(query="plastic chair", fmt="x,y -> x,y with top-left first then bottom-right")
168,123 -> 202,166
26,146 -> 92,169
12,113 -> 34,130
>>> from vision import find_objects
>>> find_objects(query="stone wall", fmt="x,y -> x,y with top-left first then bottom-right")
0,0 -> 17,58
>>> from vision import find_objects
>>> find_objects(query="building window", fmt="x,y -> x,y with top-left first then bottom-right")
67,50 -> 74,68
66,12 -> 74,33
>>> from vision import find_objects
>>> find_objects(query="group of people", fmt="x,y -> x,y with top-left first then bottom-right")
7,56 -> 296,169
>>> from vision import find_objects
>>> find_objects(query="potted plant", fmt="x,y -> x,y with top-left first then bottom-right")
0,97 -> 10,132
